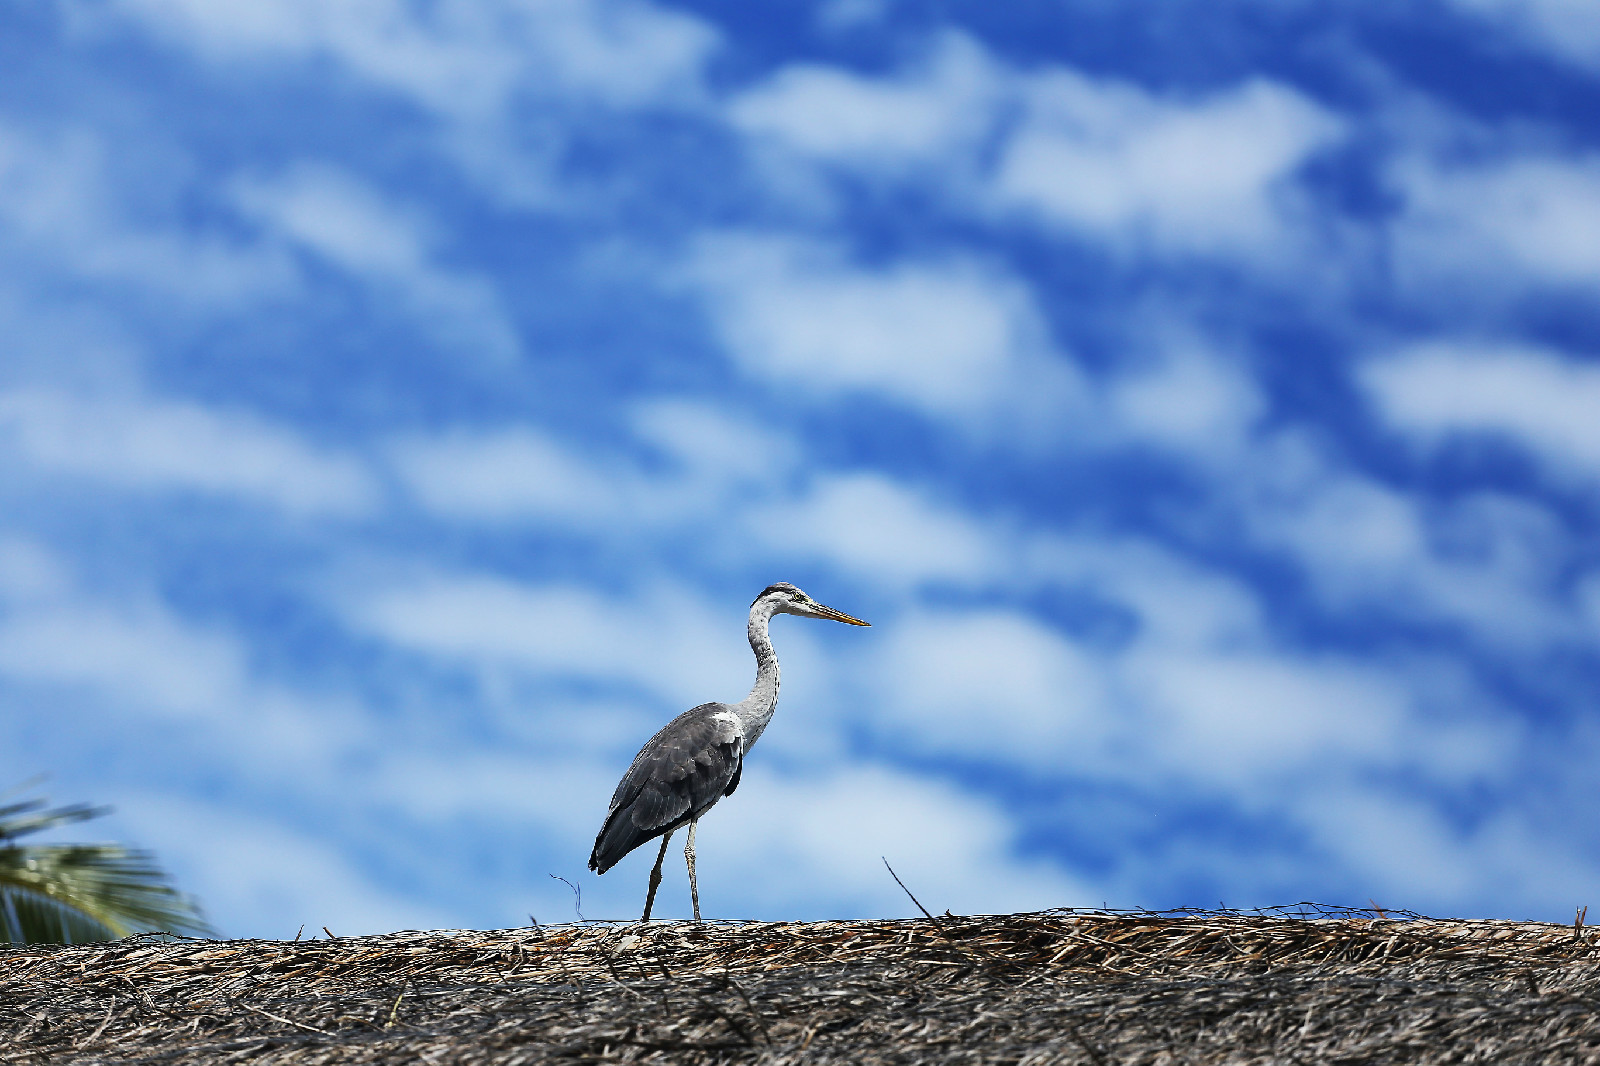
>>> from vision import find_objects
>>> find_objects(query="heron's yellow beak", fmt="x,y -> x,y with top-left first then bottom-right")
815,603 -> 870,626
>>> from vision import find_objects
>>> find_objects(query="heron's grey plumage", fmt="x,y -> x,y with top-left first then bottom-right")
587,582 -> 868,920
588,703 -> 743,875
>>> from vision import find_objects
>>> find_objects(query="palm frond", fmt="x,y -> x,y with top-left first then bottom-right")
0,881 -> 123,943
0,791 -> 213,944
0,799 -> 104,840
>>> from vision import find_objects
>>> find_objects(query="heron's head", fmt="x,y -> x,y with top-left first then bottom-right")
752,582 -> 870,626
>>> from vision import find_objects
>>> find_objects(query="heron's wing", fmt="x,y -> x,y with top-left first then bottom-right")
589,704 -> 744,874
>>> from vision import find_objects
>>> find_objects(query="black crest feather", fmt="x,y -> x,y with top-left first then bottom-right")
751,582 -> 799,606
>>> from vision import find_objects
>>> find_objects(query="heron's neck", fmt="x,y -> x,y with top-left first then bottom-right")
735,602 -> 781,748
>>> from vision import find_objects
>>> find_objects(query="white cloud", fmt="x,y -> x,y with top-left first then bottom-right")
684,231 -> 1085,432
1130,650 -> 1409,782
1363,342 -> 1600,474
392,426 -> 627,523
364,748 -> 623,849
0,387 -> 378,515
1391,153 -> 1600,294
71,0 -> 719,210
868,609 -> 1113,765
630,396 -> 799,484
751,474 -> 1003,588
391,401 -> 798,529
235,164 -> 520,362
992,74 -> 1343,255
1102,338 -> 1265,455
0,120 -> 292,307
727,34 -> 1342,262
517,0 -> 717,108
0,538 -> 73,604
1579,571 -> 1600,635
0,540 -> 372,763
91,0 -> 717,117
1037,535 -> 1266,651
1446,0 -> 1600,72
0,595 -> 244,719
799,523 -> 1519,796
1238,433 -> 1573,645
120,795 -> 447,937
729,32 -> 999,173
1291,783 -> 1600,915
340,573 -> 751,708
815,0 -> 893,32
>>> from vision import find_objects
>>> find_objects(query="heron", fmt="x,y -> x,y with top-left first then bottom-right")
588,582 -> 869,922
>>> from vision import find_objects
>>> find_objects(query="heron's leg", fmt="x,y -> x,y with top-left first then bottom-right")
684,819 -> 701,922
642,831 -> 673,922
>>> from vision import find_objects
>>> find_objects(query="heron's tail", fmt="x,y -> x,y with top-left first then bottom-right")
589,805 -> 655,875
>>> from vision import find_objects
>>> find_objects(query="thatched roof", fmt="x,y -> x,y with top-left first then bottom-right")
4,905 -> 1598,1063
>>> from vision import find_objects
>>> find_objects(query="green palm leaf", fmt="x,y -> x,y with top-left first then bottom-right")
0,791 -> 213,943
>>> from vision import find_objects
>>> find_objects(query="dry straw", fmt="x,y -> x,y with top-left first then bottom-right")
3,904 -> 1598,1063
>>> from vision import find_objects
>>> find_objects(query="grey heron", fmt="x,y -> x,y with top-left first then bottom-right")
588,582 -> 869,921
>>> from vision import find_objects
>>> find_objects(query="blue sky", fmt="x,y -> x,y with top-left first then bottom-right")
3,0 -> 1600,935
